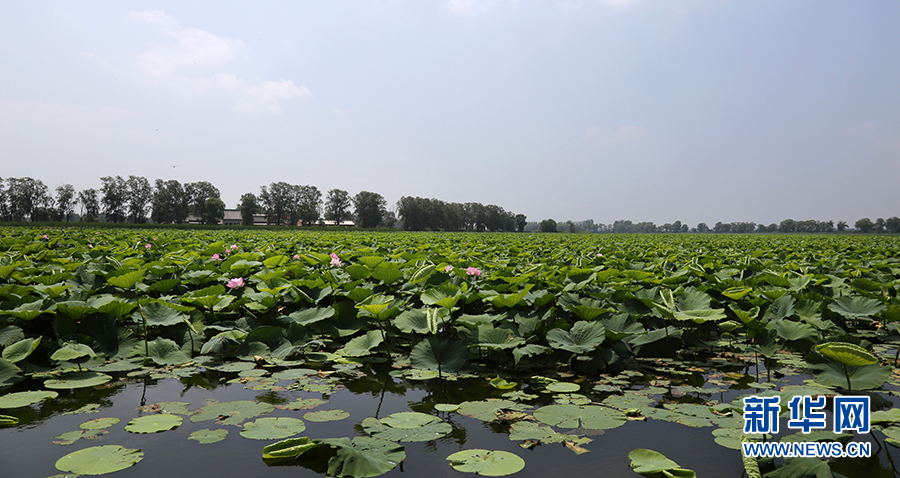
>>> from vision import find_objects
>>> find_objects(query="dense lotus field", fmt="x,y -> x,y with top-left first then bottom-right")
1,227 -> 900,477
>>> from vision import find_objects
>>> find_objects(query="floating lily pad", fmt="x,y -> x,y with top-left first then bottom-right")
303,409 -> 350,422
320,436 -> 407,478
138,401 -> 191,415
271,368 -> 318,380
533,404 -> 627,430
457,399 -> 530,422
240,417 -> 306,440
88,358 -> 145,373
62,403 -> 101,415
435,403 -> 460,412
0,390 -> 58,408
361,412 -> 452,442
125,414 -> 182,433
545,382 -> 580,393
44,372 -> 112,390
205,362 -> 258,373
446,449 -> 525,476
55,445 -> 144,475
54,429 -> 108,445
628,448 -> 695,477
80,417 -> 120,430
0,414 -> 19,427
553,393 -> 592,405
262,437 -> 319,459
191,400 -> 275,426
189,428 -> 229,444
277,398 -> 328,411
508,421 -> 586,445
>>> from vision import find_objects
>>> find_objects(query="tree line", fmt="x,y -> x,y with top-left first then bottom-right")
531,218 -> 900,234
0,176 -> 527,232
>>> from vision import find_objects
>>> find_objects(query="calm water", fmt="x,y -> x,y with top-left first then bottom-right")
0,362 -> 894,478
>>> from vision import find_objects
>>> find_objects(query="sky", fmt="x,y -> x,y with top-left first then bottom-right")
1,1 -> 898,227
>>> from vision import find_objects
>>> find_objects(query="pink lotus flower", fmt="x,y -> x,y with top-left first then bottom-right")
88,244 -> 93,248
230,244 -> 238,250
596,253 -> 603,257
330,253 -> 341,268
145,243 -> 152,249
41,235 -> 48,239
293,254 -> 301,260
466,267 -> 482,277
445,265 -> 454,272
212,253 -> 222,261
226,277 -> 244,289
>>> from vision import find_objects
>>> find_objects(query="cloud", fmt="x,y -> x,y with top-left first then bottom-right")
130,10 -> 309,113
584,124 -> 647,144
446,0 -> 501,15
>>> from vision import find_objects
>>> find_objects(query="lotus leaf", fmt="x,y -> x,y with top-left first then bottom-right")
304,409 -> 350,422
319,436 -> 406,478
44,372 -> 112,390
54,429 -> 107,445
0,414 -> 18,427
125,414 -> 182,433
545,381 -> 580,393
815,342 -> 878,366
628,449 -> 696,477
145,337 -> 191,366
435,403 -> 460,412
0,390 -> 58,408
533,404 -> 626,430
340,330 -> 384,357
278,398 -> 328,410
50,342 -> 96,362
80,417 -> 120,430
546,321 -> 606,354
191,400 -> 275,426
446,449 -> 525,476
361,412 -> 452,442
240,416 -> 306,440
828,296 -> 885,319
262,437 -> 319,459
457,399 -> 530,422
508,421 -> 585,444
410,337 -> 468,373
2,337 -> 40,363
138,301 -> 186,327
55,445 -> 144,475
189,428 -> 229,444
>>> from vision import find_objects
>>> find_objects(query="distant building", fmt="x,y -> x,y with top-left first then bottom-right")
187,209 -> 267,226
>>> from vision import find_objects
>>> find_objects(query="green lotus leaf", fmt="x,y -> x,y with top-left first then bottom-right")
546,321 -> 606,354
339,330 -> 384,357
434,403 -> 460,412
371,265 -> 404,284
410,337 -> 468,373
107,269 -> 145,289
55,445 -> 144,475
446,449 -> 525,476
240,416 -> 306,440
420,284 -> 461,308
145,337 -> 191,366
815,342 -> 878,366
4,300 -> 46,320
545,381 -> 580,393
283,307 -> 335,326
303,409 -> 350,422
809,360 -> 890,391
468,324 -> 525,351
0,414 -> 18,427
320,436 -> 406,478
533,404 -> 626,430
138,302 -> 186,327
489,377 -> 517,390
191,400 -> 275,426
278,398 -> 328,411
361,412 -> 452,442
828,295 -> 885,318
628,448 -> 695,477
189,428 -> 229,444
457,399 -> 530,422
204,361 -> 256,372
80,417 -> 120,430
392,309 -> 431,334
262,437 -> 320,459
508,421 -> 585,444
871,409 -> 900,424
0,390 -> 59,408
271,368 -> 317,380
763,457 -> 832,478
124,414 -> 182,433
51,342 -> 97,362
2,337 -> 41,363
54,429 -> 108,445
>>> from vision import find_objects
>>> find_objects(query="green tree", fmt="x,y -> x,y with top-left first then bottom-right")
100,175 -> 127,223
295,185 -> 322,226
238,193 -> 259,226
855,217 -> 874,233
202,197 -> 225,225
354,191 -> 387,228
185,181 -> 221,224
837,220 -> 848,232
78,188 -> 100,222
324,189 -> 352,224
151,179 -> 189,224
885,217 -> 900,234
125,175 -> 152,223
515,214 -> 527,232
539,219 -> 557,232
259,182 -> 292,225
55,184 -> 76,221
5,177 -> 50,221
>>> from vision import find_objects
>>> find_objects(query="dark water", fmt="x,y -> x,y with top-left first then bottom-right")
0,362 -> 896,478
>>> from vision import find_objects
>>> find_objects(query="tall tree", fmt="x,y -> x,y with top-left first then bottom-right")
185,181 -> 221,224
202,197 -> 226,225
259,182 -> 292,225
100,175 -> 127,223
5,177 -> 51,221
125,176 -> 152,223
151,179 -> 189,224
515,214 -> 527,233
78,188 -> 100,222
324,189 -> 352,224
855,217 -> 874,233
238,193 -> 259,226
354,191 -> 387,228
296,185 -> 322,226
55,184 -> 76,221
539,219 -> 557,233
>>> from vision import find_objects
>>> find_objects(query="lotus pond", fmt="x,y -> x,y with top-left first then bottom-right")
2,228 -> 900,477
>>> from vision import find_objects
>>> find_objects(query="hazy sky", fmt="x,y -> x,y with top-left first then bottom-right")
2,1 -> 898,226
